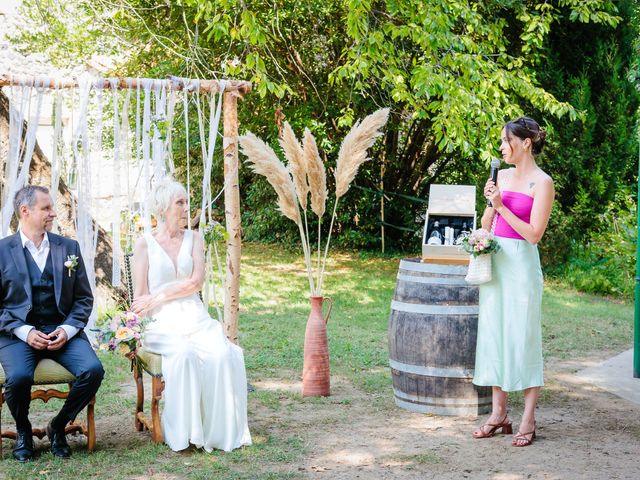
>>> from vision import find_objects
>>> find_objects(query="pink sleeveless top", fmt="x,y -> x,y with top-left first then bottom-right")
494,191 -> 534,240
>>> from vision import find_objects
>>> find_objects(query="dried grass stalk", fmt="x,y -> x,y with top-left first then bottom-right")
279,122 -> 309,210
303,128 -> 327,218
239,132 -> 300,224
334,108 -> 390,199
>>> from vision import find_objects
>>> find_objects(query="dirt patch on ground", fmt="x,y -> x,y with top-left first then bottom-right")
5,354 -> 638,479
246,356 -> 640,479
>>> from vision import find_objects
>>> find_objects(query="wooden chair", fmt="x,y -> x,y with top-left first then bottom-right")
124,253 -> 165,444
0,359 -> 96,458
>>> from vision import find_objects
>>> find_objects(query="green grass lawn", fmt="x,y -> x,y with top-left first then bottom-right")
0,243 -> 634,478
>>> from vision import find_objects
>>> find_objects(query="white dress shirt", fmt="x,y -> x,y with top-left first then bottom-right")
13,230 -> 79,343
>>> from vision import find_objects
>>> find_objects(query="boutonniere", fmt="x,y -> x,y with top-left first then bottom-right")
64,255 -> 79,277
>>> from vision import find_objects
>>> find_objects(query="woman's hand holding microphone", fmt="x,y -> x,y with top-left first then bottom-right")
484,179 -> 503,210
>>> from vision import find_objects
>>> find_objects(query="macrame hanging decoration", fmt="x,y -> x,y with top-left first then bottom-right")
1,74 -> 233,339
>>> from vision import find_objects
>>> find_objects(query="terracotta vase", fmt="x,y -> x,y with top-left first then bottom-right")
302,296 -> 333,397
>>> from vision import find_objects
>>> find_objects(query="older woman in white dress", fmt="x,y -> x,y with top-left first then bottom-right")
131,178 -> 251,452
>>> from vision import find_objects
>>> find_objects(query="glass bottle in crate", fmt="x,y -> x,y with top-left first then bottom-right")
455,222 -> 471,245
428,220 -> 443,245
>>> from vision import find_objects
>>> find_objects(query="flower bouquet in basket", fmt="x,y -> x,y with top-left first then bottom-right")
94,311 -> 151,368
460,228 -> 500,284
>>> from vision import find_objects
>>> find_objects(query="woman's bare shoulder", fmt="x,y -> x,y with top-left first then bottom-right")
535,169 -> 554,188
133,235 -> 149,253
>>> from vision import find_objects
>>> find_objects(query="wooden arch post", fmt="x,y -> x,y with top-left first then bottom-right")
222,89 -> 242,344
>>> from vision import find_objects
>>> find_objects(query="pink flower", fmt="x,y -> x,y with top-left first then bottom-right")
109,317 -> 120,331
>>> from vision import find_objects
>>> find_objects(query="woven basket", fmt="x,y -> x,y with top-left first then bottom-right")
465,254 -> 492,285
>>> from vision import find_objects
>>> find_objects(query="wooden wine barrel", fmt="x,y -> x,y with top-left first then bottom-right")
388,259 -> 492,416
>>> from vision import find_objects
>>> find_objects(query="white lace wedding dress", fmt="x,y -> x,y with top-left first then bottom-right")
142,230 -> 252,452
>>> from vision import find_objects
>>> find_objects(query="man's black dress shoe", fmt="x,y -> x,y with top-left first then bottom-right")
12,430 -> 34,462
47,421 -> 71,459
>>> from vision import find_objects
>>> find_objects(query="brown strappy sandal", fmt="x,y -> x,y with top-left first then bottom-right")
472,414 -> 513,438
512,429 -> 536,447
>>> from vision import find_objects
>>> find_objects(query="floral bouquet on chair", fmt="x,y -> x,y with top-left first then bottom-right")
460,229 -> 500,284
94,311 -> 150,362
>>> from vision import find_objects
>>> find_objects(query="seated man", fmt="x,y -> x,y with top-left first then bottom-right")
0,185 -> 104,462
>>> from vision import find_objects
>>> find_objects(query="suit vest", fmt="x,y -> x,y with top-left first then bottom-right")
24,249 -> 64,327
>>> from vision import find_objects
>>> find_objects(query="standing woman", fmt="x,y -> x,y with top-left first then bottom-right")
472,116 -> 554,447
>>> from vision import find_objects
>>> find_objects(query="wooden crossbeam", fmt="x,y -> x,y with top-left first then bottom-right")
0,73 -> 251,94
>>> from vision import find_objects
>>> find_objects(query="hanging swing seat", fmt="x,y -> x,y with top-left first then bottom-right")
0,360 -> 96,458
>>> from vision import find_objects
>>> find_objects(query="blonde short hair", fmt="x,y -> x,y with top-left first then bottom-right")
152,177 -> 187,216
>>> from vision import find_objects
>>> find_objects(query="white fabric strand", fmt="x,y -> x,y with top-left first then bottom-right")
152,81 -> 167,180
165,85 -> 177,174
111,79 -> 122,287
141,79 -> 153,233
182,90 -> 191,229
121,81 -> 134,252
50,80 -> 64,233
73,77 -> 99,339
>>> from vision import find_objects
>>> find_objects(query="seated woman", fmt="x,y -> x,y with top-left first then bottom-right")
131,177 -> 251,452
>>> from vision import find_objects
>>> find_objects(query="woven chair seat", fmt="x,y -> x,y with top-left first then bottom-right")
136,347 -> 163,377
0,358 -> 75,386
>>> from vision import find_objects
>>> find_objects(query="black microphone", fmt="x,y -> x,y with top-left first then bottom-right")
487,158 -> 500,207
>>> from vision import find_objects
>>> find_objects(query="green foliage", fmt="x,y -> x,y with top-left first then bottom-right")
203,222 -> 229,245
10,0 -> 639,260
242,178 -> 301,246
536,0 -> 640,268
558,189 -> 637,298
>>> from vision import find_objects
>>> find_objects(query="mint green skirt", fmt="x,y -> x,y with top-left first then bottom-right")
472,237 -> 544,392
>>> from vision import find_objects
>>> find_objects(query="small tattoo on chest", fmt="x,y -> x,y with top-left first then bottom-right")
529,182 -> 535,189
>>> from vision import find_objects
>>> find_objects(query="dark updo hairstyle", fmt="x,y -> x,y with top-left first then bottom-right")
504,116 -> 546,155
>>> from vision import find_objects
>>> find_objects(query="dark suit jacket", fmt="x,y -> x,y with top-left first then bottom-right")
0,232 -> 93,349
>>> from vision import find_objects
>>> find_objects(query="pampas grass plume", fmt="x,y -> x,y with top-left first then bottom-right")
239,131 -> 300,224
279,122 -> 309,210
303,128 -> 327,218
334,108 -> 390,199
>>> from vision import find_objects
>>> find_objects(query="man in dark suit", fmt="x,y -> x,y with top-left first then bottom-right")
0,185 -> 104,462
